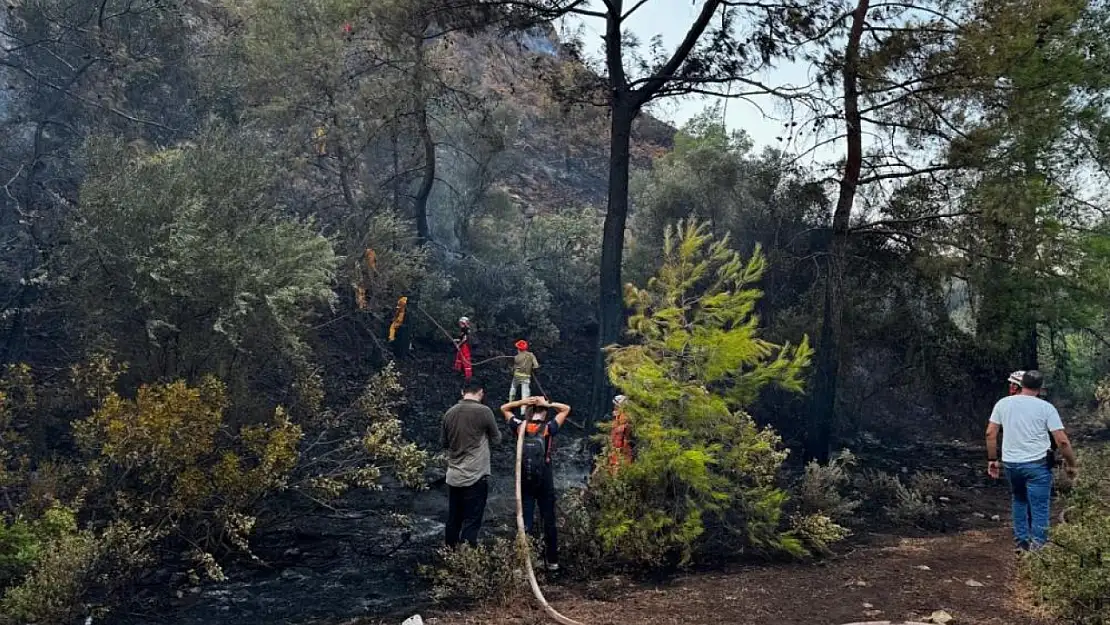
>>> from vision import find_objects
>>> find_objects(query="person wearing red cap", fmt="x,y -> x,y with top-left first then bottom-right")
509,339 -> 539,416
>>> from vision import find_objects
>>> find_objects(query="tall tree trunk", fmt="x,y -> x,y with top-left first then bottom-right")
806,0 -> 869,462
584,0 -> 721,431
587,102 -> 635,431
413,106 -> 435,244
412,29 -> 434,245
397,23 -> 434,361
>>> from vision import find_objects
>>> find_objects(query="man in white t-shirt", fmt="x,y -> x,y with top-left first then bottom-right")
986,370 -> 1078,551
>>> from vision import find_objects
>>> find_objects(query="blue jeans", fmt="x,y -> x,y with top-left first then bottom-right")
1004,461 -> 1053,549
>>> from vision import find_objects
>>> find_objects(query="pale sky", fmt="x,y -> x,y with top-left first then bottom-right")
558,3 -> 839,167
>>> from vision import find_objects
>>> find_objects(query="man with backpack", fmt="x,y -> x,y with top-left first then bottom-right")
442,378 -> 500,548
501,394 -> 571,572
986,370 -> 1078,551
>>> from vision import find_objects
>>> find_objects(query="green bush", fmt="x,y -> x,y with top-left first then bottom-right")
0,505 -> 78,589
1025,446 -> 1110,624
599,219 -> 813,569
70,127 -> 337,390
427,256 -> 560,346
0,521 -> 155,625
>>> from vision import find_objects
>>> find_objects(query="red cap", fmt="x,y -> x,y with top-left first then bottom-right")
515,340 -> 528,350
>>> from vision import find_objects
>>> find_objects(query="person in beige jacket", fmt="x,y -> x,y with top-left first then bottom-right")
508,339 -> 539,415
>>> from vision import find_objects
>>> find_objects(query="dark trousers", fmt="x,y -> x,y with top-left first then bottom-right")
522,470 -> 558,564
446,476 -> 488,548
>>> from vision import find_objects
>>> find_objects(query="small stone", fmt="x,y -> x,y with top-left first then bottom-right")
991,514 -> 1001,521
402,616 -> 424,625
965,579 -> 985,587
938,496 -> 951,503
926,609 -> 954,624
863,609 -> 883,617
862,602 -> 874,608
915,565 -> 932,570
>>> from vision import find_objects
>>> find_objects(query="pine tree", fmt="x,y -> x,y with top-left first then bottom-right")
594,218 -> 813,568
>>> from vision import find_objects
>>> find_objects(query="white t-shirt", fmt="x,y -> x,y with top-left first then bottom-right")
989,395 -> 1065,463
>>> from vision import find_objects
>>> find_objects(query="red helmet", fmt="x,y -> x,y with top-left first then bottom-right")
515,339 -> 528,350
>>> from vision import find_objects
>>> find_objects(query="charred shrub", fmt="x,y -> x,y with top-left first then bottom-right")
420,538 -> 529,606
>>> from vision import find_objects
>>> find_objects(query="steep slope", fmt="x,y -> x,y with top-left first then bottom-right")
439,26 -> 675,214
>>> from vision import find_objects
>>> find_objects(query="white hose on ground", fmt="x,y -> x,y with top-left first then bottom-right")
515,421 -> 585,625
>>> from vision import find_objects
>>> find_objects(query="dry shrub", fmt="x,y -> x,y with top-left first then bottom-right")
789,513 -> 851,555
556,488 -> 610,579
855,469 -> 940,528
420,537 -> 529,606
908,471 -> 950,500
288,362 -> 429,500
1024,445 -> 1110,624
796,450 -> 861,523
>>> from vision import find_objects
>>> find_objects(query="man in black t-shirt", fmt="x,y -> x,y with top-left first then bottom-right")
501,395 -> 571,571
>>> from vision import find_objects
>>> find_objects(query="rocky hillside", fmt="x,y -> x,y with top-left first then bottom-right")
438,25 -> 675,214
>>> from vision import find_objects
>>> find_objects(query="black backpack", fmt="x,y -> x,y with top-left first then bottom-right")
521,421 -> 548,489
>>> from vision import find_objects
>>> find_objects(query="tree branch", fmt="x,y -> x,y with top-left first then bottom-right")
631,0 -> 723,106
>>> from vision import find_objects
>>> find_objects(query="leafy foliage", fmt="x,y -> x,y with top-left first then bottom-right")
594,219 -> 813,567
73,375 -> 303,576
290,363 -> 429,500
0,519 -> 156,625
789,513 -> 851,556
0,505 -> 78,590
69,127 -> 337,389
555,488 -> 610,579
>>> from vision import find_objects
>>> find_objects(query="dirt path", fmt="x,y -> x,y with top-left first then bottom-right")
414,527 -> 1054,625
